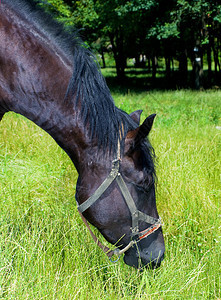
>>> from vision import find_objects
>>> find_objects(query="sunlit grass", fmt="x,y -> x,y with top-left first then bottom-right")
0,89 -> 220,299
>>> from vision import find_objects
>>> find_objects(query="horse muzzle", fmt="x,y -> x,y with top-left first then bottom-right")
123,240 -> 165,269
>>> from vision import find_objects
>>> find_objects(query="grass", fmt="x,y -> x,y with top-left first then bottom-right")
0,82 -> 220,298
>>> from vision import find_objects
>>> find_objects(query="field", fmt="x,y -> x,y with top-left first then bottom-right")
0,79 -> 220,298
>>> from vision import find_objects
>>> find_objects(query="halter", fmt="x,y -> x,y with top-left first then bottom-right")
77,150 -> 162,262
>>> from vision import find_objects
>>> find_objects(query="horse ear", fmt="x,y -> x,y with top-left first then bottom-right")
130,110 -> 143,125
136,113 -> 156,140
124,114 -> 156,154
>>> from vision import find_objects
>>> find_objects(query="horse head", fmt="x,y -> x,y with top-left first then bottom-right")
76,111 -> 165,269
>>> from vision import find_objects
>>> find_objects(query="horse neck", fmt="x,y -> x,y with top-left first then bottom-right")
0,5 -> 93,172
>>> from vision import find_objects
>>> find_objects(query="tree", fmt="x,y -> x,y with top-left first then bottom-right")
38,0 -> 161,79
159,0 -> 221,88
38,0 -> 221,87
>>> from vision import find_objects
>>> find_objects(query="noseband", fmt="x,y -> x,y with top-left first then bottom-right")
77,153 -> 162,262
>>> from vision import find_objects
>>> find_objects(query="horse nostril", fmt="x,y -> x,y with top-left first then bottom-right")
143,249 -> 149,256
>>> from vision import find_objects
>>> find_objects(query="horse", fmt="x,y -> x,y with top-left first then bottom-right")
0,0 -> 165,269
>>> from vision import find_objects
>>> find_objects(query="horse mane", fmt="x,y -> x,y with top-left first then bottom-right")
4,0 -> 155,168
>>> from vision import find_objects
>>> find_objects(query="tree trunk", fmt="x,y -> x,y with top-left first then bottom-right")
193,58 -> 203,90
171,58 -> 174,71
109,32 -> 126,80
135,55 -> 140,68
178,49 -> 188,87
164,42 -> 172,80
207,25 -> 213,83
151,56 -> 157,79
212,45 -> 220,74
165,56 -> 171,79
207,44 -> 212,81
101,48 -> 106,68
147,56 -> 151,71
115,55 -> 126,79
193,44 -> 203,90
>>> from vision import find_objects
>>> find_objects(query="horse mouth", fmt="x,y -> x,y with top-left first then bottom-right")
123,248 -> 165,269
140,252 -> 164,269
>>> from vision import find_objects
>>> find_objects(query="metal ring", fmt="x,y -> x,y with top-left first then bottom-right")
109,254 -> 121,263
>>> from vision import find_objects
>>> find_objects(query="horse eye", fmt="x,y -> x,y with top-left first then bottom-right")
136,184 -> 149,194
136,174 -> 154,193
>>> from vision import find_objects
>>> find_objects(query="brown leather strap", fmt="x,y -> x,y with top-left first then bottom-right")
79,212 -> 162,261
79,212 -> 114,258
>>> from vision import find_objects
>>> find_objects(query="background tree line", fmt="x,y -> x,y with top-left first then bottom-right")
37,0 -> 221,89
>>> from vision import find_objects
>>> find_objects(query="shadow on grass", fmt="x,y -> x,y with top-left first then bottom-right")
103,68 -> 221,93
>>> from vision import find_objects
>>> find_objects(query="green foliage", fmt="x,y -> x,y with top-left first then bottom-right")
213,5 -> 221,23
32,0 -> 221,88
38,0 -> 72,19
115,0 -> 156,15
37,0 -> 221,84
147,22 -> 179,40
72,0 -> 98,29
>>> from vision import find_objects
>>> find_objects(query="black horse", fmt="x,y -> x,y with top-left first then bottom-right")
0,0 -> 165,268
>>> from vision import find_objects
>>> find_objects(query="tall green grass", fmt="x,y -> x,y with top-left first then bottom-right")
0,89 -> 220,299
